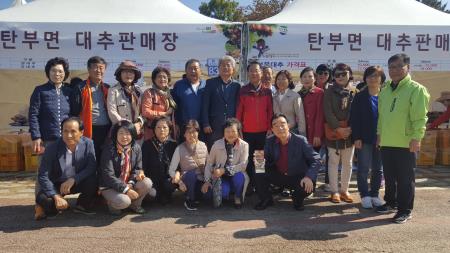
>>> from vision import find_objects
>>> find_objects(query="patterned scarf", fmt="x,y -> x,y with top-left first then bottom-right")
120,82 -> 140,121
153,86 -> 177,110
117,145 -> 132,183
80,79 -> 108,138
298,85 -> 314,99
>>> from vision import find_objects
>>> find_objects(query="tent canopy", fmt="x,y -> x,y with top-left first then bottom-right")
0,0 -> 228,24
256,0 -> 450,25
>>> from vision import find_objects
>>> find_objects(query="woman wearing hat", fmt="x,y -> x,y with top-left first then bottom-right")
107,60 -> 145,136
428,91 -> 450,129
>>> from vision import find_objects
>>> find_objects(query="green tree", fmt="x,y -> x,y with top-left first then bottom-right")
199,0 -> 245,21
245,0 -> 290,21
417,0 -> 450,13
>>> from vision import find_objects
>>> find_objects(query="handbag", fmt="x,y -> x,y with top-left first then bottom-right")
324,120 -> 348,141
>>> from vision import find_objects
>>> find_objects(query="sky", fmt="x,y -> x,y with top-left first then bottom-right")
0,0 -> 449,11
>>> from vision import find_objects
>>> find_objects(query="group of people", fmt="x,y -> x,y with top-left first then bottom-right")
30,53 -> 430,225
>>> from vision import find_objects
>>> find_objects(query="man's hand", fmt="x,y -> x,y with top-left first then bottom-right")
409,139 -> 421,153
201,182 -> 211,194
300,177 -> 314,194
126,189 -> 139,200
354,140 -> 363,149
313,137 -> 321,148
33,138 -> 43,154
53,194 -> 69,210
60,178 -> 75,195
212,168 -> 225,179
203,126 -> 213,134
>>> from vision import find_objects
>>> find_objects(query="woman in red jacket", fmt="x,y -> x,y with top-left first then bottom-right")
298,67 -> 325,152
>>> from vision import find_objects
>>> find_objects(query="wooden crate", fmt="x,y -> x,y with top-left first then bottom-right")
0,153 -> 23,172
416,151 -> 436,167
24,153 -> 39,172
436,150 -> 450,166
421,130 -> 437,149
21,134 -> 39,172
0,134 -> 21,154
437,130 -> 450,150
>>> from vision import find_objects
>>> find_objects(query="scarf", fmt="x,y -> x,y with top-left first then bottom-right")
80,79 -> 108,138
224,140 -> 237,176
120,82 -> 140,121
151,137 -> 171,171
299,85 -> 314,99
153,86 -> 177,110
117,144 -> 132,183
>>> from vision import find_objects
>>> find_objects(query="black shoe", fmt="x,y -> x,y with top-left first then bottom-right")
184,200 -> 198,211
73,205 -> 96,215
293,199 -> 305,211
393,212 -> 412,224
281,189 -> 291,197
254,198 -> 274,210
376,204 -> 397,214
245,187 -> 255,197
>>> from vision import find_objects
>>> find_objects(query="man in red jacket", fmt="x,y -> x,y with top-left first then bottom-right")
237,61 -> 273,194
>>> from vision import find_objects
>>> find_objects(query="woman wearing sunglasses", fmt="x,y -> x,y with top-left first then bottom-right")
323,63 -> 357,204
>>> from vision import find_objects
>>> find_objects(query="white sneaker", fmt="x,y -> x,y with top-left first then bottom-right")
371,196 -> 385,207
361,196 -> 373,209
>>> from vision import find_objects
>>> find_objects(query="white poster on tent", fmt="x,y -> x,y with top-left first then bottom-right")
0,22 -> 242,72
247,24 -> 450,71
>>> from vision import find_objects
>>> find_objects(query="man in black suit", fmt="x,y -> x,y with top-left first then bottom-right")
35,117 -> 97,220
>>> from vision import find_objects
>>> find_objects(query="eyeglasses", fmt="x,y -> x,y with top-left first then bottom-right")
317,71 -> 329,76
334,72 -> 348,78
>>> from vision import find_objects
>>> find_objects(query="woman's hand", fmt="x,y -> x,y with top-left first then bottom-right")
354,140 -> 363,149
212,168 -> 225,179
33,138 -> 43,154
126,189 -> 139,200
201,182 -> 211,194
178,180 -> 187,192
136,171 -> 145,181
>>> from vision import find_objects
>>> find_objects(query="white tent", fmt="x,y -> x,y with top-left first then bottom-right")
0,0 -> 226,24
0,0 -> 241,71
0,0 -> 243,128
246,0 -> 450,72
259,0 -> 450,25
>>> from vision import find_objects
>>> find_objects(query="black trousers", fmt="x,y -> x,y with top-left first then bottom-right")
35,176 -> 97,215
380,147 -> 416,214
243,132 -> 267,188
92,124 -> 111,168
255,170 -> 315,203
150,174 -> 177,200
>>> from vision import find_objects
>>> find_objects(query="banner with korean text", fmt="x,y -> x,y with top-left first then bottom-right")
247,24 -> 450,72
0,22 -> 242,74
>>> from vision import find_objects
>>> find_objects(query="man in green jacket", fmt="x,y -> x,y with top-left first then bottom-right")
376,53 -> 430,224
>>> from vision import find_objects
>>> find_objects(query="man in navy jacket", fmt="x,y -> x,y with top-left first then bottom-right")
35,117 -> 97,220
201,55 -> 241,149
171,59 -> 206,141
254,114 -> 321,211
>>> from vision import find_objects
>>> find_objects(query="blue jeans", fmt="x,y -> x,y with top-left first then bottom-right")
204,172 -> 245,199
357,144 -> 383,198
182,170 -> 203,201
